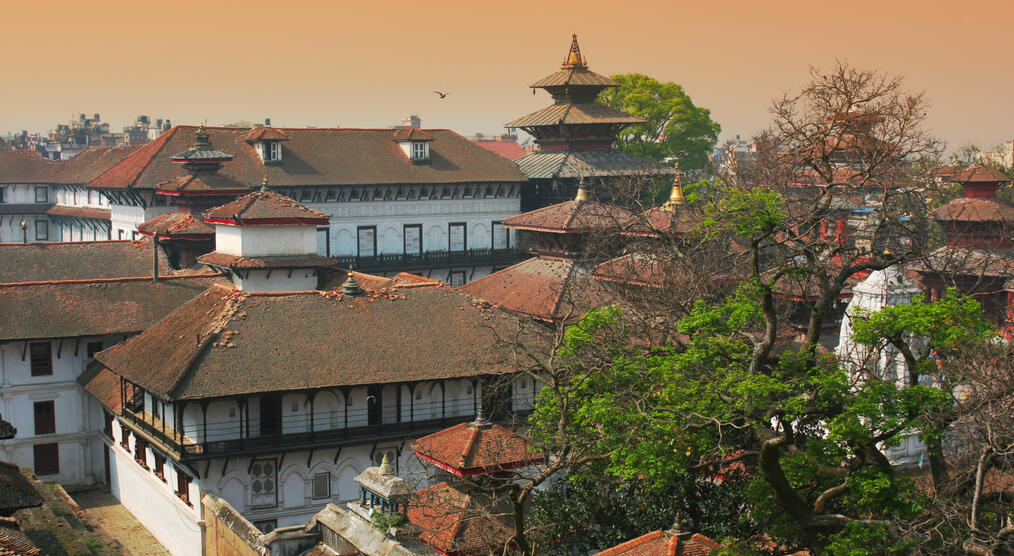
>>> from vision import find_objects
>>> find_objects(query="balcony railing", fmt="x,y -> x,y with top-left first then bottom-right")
334,248 -> 526,274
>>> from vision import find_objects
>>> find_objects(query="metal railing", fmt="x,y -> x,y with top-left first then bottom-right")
335,248 -> 525,273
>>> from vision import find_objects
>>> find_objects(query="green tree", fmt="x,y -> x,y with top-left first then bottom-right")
599,73 -> 721,170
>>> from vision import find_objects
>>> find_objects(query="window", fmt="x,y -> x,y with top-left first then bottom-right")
357,226 -> 376,258
449,271 -> 466,288
269,142 -> 281,161
412,141 -> 427,160
404,224 -> 422,255
134,438 -> 148,469
29,342 -> 52,376
312,472 -> 331,499
120,428 -> 131,451
250,458 -> 277,508
34,401 -> 55,435
103,412 -> 114,440
448,223 -> 466,252
35,220 -> 48,241
153,452 -> 166,482
177,470 -> 192,506
131,231 -> 138,241
0,187 -> 5,203
117,230 -> 124,240
86,341 -> 103,359
492,221 -> 508,250
34,187 -> 48,203
33,443 -> 59,476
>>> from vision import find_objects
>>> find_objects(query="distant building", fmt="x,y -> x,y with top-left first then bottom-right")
468,133 -> 530,162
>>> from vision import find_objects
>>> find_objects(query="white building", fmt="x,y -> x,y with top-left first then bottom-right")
86,125 -> 528,285
80,190 -> 537,555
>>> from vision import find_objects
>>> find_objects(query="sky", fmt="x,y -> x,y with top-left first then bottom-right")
3,0 -> 1013,151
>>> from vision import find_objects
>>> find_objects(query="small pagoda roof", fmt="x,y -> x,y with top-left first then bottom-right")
594,529 -> 721,556
155,173 -> 251,195
505,103 -> 644,128
392,128 -> 434,142
503,199 -> 631,233
171,126 -> 234,164
953,164 -> 1010,183
354,456 -> 414,501
622,207 -> 698,237
138,212 -> 216,238
408,482 -> 514,555
197,252 -> 337,270
413,414 -> 543,476
203,188 -> 329,225
514,150 -> 671,180
931,197 -> 1014,223
529,34 -> 618,89
244,127 -> 290,142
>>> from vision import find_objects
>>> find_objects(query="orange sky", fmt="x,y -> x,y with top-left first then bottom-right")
3,0 -> 1013,151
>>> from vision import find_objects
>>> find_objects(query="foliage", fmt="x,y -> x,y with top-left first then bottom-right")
371,510 -> 406,531
599,73 -> 720,170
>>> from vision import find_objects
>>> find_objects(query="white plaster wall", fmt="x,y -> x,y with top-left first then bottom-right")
0,215 -> 52,243
234,269 -> 317,293
110,204 -> 173,240
215,226 -> 317,257
0,184 -> 51,204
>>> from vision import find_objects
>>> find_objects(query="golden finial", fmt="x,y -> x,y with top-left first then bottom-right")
561,33 -> 587,70
574,175 -> 589,202
194,123 -> 211,149
664,162 -> 685,209
378,453 -> 394,476
261,175 -> 269,191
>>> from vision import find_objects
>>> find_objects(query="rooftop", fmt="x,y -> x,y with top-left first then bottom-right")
203,188 -> 330,225
407,482 -> 514,555
0,240 -> 171,284
413,414 -> 543,476
513,150 -> 671,180
594,529 -> 721,556
503,199 -> 632,233
0,145 -> 140,185
137,212 -> 215,238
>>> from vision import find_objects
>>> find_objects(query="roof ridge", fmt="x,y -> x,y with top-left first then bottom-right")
0,272 -> 221,288
550,261 -> 582,320
167,287 -> 244,399
596,530 -> 666,556
460,426 -> 481,467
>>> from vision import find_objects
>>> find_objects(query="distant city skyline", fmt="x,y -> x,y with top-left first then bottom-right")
4,0 -> 1014,152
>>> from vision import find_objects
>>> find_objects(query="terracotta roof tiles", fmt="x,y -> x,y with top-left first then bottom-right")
138,212 -> 215,237
0,464 -> 43,516
595,530 -> 721,556
503,200 -> 631,233
244,127 -> 290,142
0,145 -> 140,185
203,188 -> 329,224
0,240 -> 171,284
931,197 -> 1014,223
413,420 -> 542,475
408,482 -> 514,555
392,128 -> 434,142
155,173 -> 251,195
197,252 -> 337,269
44,205 -> 112,220
473,140 -> 528,162
952,165 -> 1010,183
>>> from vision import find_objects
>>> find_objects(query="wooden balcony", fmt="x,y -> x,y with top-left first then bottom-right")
335,248 -> 526,274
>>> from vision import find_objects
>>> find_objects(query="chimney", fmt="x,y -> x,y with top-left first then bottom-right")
264,118 -> 271,127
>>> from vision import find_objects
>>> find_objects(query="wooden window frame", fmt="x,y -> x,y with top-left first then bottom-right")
134,437 -> 149,469
176,471 -> 192,507
403,224 -> 422,255
448,222 -> 467,253
34,187 -> 48,203
103,411 -> 114,440
312,472 -> 331,500
29,342 -> 52,376
35,220 -> 48,241
357,226 -> 377,258
120,428 -> 131,451
33,400 -> 55,436
448,270 -> 467,288
33,443 -> 59,476
153,452 -> 166,482
491,221 -> 508,250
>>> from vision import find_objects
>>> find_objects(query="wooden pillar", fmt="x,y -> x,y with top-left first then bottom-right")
441,380 -> 446,423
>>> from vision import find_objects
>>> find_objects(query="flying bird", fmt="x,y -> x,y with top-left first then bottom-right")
433,91 -> 449,99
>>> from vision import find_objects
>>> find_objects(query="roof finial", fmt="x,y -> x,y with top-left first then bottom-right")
261,174 -> 269,192
664,161 -> 685,209
341,269 -> 363,297
574,175 -> 590,203
378,453 -> 395,476
561,33 -> 587,70
471,409 -> 492,429
194,123 -> 212,150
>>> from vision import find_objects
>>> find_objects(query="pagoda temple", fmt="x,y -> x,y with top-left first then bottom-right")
914,164 -> 1014,332
506,34 -> 671,211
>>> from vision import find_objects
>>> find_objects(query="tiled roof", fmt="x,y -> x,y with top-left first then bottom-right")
45,205 -> 112,220
382,272 -> 445,290
622,207 -> 697,237
530,68 -> 617,89
0,464 -> 42,516
931,197 -> 1014,223
504,200 -> 631,233
0,275 -> 222,341
0,145 -> 139,185
87,126 -> 525,190
506,103 -> 645,128
952,165 -> 1010,183
155,173 -> 251,194
913,247 -> 1014,278
79,364 -> 123,414
0,520 -> 41,555
408,482 -> 514,555
414,419 -> 542,475
244,127 -> 290,142
138,212 -> 215,237
514,150 -> 671,180
392,128 -> 434,142
203,189 -> 329,224
594,253 -> 667,288
459,257 -> 614,322
95,283 -> 528,400
594,530 -> 721,556
0,240 -> 171,284
197,252 -> 337,269
473,141 -> 528,162
0,204 -> 52,216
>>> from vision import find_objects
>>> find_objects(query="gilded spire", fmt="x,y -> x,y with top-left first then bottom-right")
194,124 -> 211,150
261,175 -> 269,192
378,453 -> 394,476
663,162 -> 685,209
561,33 -> 587,70
574,175 -> 590,202
341,269 -> 363,297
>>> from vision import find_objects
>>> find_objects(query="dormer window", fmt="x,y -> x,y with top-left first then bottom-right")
244,127 -> 290,165
392,128 -> 434,164
412,141 -> 428,160
258,141 -> 282,163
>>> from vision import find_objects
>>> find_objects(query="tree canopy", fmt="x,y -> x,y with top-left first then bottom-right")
599,73 -> 721,170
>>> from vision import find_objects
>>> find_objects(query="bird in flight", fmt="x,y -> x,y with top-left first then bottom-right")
433,91 -> 449,99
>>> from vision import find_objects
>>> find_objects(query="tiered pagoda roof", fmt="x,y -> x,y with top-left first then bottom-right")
202,187 -> 330,226
413,413 -> 543,476
594,529 -> 721,556
930,164 -> 1014,250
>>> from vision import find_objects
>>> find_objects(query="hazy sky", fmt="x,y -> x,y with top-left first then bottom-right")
4,0 -> 1013,151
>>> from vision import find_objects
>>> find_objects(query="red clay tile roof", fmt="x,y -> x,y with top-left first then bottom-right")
197,252 -> 337,269
382,272 -> 445,290
503,200 -> 631,233
87,126 -> 524,190
45,205 -> 112,220
408,482 -> 514,555
0,146 -> 140,185
79,364 -> 123,414
203,189 -> 329,225
473,140 -> 528,162
594,530 -> 721,556
594,253 -> 666,288
622,207 -> 697,237
155,173 -> 251,195
952,165 -> 1010,183
0,275 -> 222,341
459,257 -> 614,322
414,420 -> 543,475
95,284 -> 528,400
138,212 -> 215,237
244,127 -> 290,142
392,128 -> 434,142
0,240 -> 171,284
0,464 -> 43,516
505,103 -> 645,128
931,197 -> 1014,223
0,519 -> 41,555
